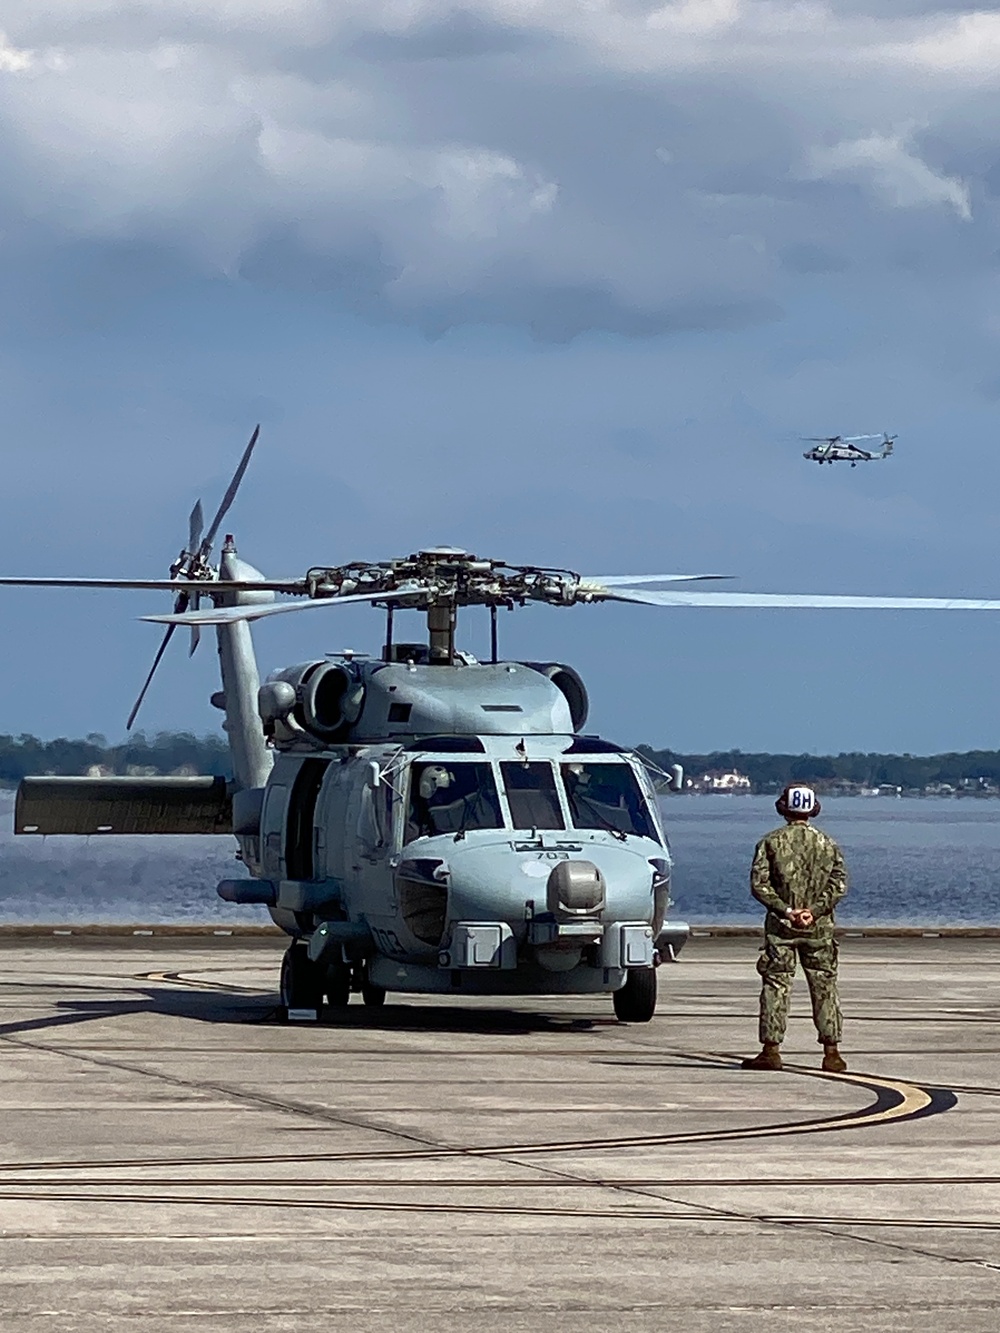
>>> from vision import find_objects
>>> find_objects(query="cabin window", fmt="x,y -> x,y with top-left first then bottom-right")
403,736 -> 486,753
285,759 -> 330,879
561,762 -> 656,839
564,736 -> 624,755
406,762 -> 503,840
500,762 -> 565,831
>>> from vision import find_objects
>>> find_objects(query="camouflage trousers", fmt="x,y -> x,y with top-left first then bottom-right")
756,933 -> 842,1045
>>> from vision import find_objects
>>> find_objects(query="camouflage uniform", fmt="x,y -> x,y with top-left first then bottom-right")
750,822 -> 847,1045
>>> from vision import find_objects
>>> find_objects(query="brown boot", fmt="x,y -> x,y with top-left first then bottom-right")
822,1043 -> 847,1073
742,1042 -> 782,1071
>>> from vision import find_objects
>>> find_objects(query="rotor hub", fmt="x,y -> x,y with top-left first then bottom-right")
303,552 -> 582,611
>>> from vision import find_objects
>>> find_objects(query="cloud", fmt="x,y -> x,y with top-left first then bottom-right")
0,2 -> 998,338
0,33 -> 33,72
806,131 -> 973,220
880,11 -> 1000,80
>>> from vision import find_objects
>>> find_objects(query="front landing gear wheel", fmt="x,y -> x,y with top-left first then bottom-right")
613,967 -> 657,1022
280,944 -> 324,1015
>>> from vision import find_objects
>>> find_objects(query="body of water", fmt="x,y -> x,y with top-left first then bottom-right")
0,792 -> 997,926
666,795 -> 1000,926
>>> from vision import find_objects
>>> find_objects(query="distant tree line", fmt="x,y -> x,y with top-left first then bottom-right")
2,732 -> 1000,793
0,732 -> 232,784
638,746 -> 1000,792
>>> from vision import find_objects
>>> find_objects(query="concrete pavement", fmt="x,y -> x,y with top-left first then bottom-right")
0,934 -> 997,1331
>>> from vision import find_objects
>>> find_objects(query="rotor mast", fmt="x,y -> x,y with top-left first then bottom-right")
427,601 -> 457,665
414,547 -> 467,665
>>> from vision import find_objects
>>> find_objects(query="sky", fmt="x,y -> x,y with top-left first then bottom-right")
2,0 -> 1000,756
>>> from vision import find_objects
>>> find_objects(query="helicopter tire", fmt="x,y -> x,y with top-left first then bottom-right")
324,964 -> 352,1009
280,944 -> 324,1013
613,967 -> 657,1023
361,973 -> 387,1007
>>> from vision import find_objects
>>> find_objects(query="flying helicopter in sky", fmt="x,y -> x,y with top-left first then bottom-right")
6,427 -> 1000,1026
802,433 -> 897,466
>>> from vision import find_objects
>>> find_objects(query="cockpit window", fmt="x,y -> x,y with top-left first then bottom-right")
406,762 -> 503,840
562,763 -> 656,839
500,762 -> 565,830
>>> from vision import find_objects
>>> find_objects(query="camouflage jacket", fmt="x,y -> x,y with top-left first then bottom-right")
750,821 -> 847,936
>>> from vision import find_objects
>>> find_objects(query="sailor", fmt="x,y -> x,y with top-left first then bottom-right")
742,783 -> 848,1073
412,764 -> 454,837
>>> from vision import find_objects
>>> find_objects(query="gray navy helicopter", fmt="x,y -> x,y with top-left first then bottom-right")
803,433 -> 897,465
8,429 -> 1000,1024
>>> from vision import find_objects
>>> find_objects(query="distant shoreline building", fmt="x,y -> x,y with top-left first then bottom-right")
695,769 -> 752,794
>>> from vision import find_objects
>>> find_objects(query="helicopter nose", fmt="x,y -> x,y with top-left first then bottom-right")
439,842 -> 657,927
429,845 -> 659,975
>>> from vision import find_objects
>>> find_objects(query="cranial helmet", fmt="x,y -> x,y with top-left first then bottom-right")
775,783 -> 821,819
419,765 -> 452,801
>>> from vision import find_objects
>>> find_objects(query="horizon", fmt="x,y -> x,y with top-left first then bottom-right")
5,729 -> 1000,763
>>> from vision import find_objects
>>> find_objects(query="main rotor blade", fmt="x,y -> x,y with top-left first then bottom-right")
0,577 -> 306,592
842,435 -> 881,442
199,424 -> 260,559
141,589 -> 419,627
126,623 -> 177,731
603,588 -> 1000,611
582,573 -> 731,587
187,500 -> 204,559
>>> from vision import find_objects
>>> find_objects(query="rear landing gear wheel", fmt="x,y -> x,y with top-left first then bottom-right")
324,964 -> 352,1009
613,967 -> 657,1022
361,966 -> 387,1008
280,944 -> 324,1014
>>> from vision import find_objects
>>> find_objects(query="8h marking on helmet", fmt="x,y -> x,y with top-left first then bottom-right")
787,786 -> 816,813
775,784 -> 821,819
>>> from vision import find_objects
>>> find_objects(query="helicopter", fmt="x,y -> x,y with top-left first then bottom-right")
7,428 -> 1000,1026
802,433 -> 897,466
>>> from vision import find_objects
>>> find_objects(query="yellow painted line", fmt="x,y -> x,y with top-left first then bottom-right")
98,998 -> 945,1161
475,1055 -> 939,1157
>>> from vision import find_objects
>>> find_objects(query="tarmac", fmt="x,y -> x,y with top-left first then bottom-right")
0,933 -> 998,1332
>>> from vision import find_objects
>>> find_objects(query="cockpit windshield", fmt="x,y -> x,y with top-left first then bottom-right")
407,762 -> 503,839
500,762 -> 565,830
562,762 -> 657,839
404,757 -> 658,841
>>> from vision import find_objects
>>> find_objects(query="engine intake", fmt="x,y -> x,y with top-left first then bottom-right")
522,662 -> 589,732
258,661 -> 365,743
